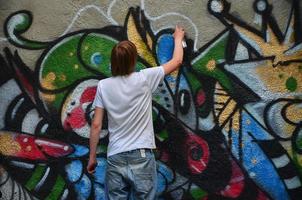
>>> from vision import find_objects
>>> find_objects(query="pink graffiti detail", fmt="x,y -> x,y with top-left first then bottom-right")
186,133 -> 209,174
218,161 -> 245,198
64,107 -> 86,130
196,89 -> 206,106
80,87 -> 97,103
13,133 -> 73,161
35,139 -> 73,157
63,86 -> 97,131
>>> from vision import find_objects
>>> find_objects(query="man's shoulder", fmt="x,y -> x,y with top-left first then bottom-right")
98,77 -> 114,85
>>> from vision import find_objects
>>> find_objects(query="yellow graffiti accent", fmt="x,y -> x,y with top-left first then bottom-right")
41,93 -> 56,103
40,72 -> 56,102
146,32 -> 153,50
283,123 -> 296,138
41,72 -> 56,89
0,132 -> 21,156
255,61 -> 301,93
60,74 -> 66,81
215,93 -> 229,105
214,83 -> 239,130
279,103 -> 302,138
232,23 -> 302,65
214,83 -> 229,115
127,12 -> 157,67
224,109 -> 240,133
285,104 -> 302,124
232,110 -> 240,131
206,59 -> 216,71
219,99 -> 237,127
229,19 -> 302,93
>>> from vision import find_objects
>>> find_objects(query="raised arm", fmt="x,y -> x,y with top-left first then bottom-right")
162,25 -> 185,75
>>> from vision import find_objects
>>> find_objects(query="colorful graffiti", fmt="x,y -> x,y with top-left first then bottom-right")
0,0 -> 301,199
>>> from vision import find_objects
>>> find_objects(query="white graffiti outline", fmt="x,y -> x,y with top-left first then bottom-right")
0,37 -> 8,42
66,0 -> 199,51
61,4 -> 118,36
1,0 -> 199,51
140,0 -> 199,51
0,4 -> 117,44
107,0 -> 119,25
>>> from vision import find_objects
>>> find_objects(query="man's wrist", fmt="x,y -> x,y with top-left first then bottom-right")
174,38 -> 183,43
89,153 -> 96,160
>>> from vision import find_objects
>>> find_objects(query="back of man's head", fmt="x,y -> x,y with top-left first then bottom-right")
111,40 -> 137,76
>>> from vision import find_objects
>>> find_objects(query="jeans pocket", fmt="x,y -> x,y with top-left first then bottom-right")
134,173 -> 154,193
106,165 -> 122,190
132,156 -> 156,194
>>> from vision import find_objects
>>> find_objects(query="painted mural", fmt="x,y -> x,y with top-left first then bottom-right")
0,0 -> 301,199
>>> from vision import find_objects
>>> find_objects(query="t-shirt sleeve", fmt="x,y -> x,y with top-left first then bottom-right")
141,66 -> 165,92
92,82 -> 104,109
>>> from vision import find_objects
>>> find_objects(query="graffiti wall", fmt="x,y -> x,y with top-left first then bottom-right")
0,0 -> 301,199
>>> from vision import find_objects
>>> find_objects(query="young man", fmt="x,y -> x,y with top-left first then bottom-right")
87,25 -> 185,199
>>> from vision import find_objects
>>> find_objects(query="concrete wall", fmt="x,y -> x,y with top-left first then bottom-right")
0,0 -> 301,199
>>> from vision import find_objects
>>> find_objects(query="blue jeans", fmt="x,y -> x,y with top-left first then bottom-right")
105,149 -> 157,200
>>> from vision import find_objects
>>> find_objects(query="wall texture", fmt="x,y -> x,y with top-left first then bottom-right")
0,0 -> 301,199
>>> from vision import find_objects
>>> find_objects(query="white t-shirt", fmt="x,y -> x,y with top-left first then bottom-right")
92,66 -> 165,156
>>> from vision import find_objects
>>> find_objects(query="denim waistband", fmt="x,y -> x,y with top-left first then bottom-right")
120,148 -> 153,154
